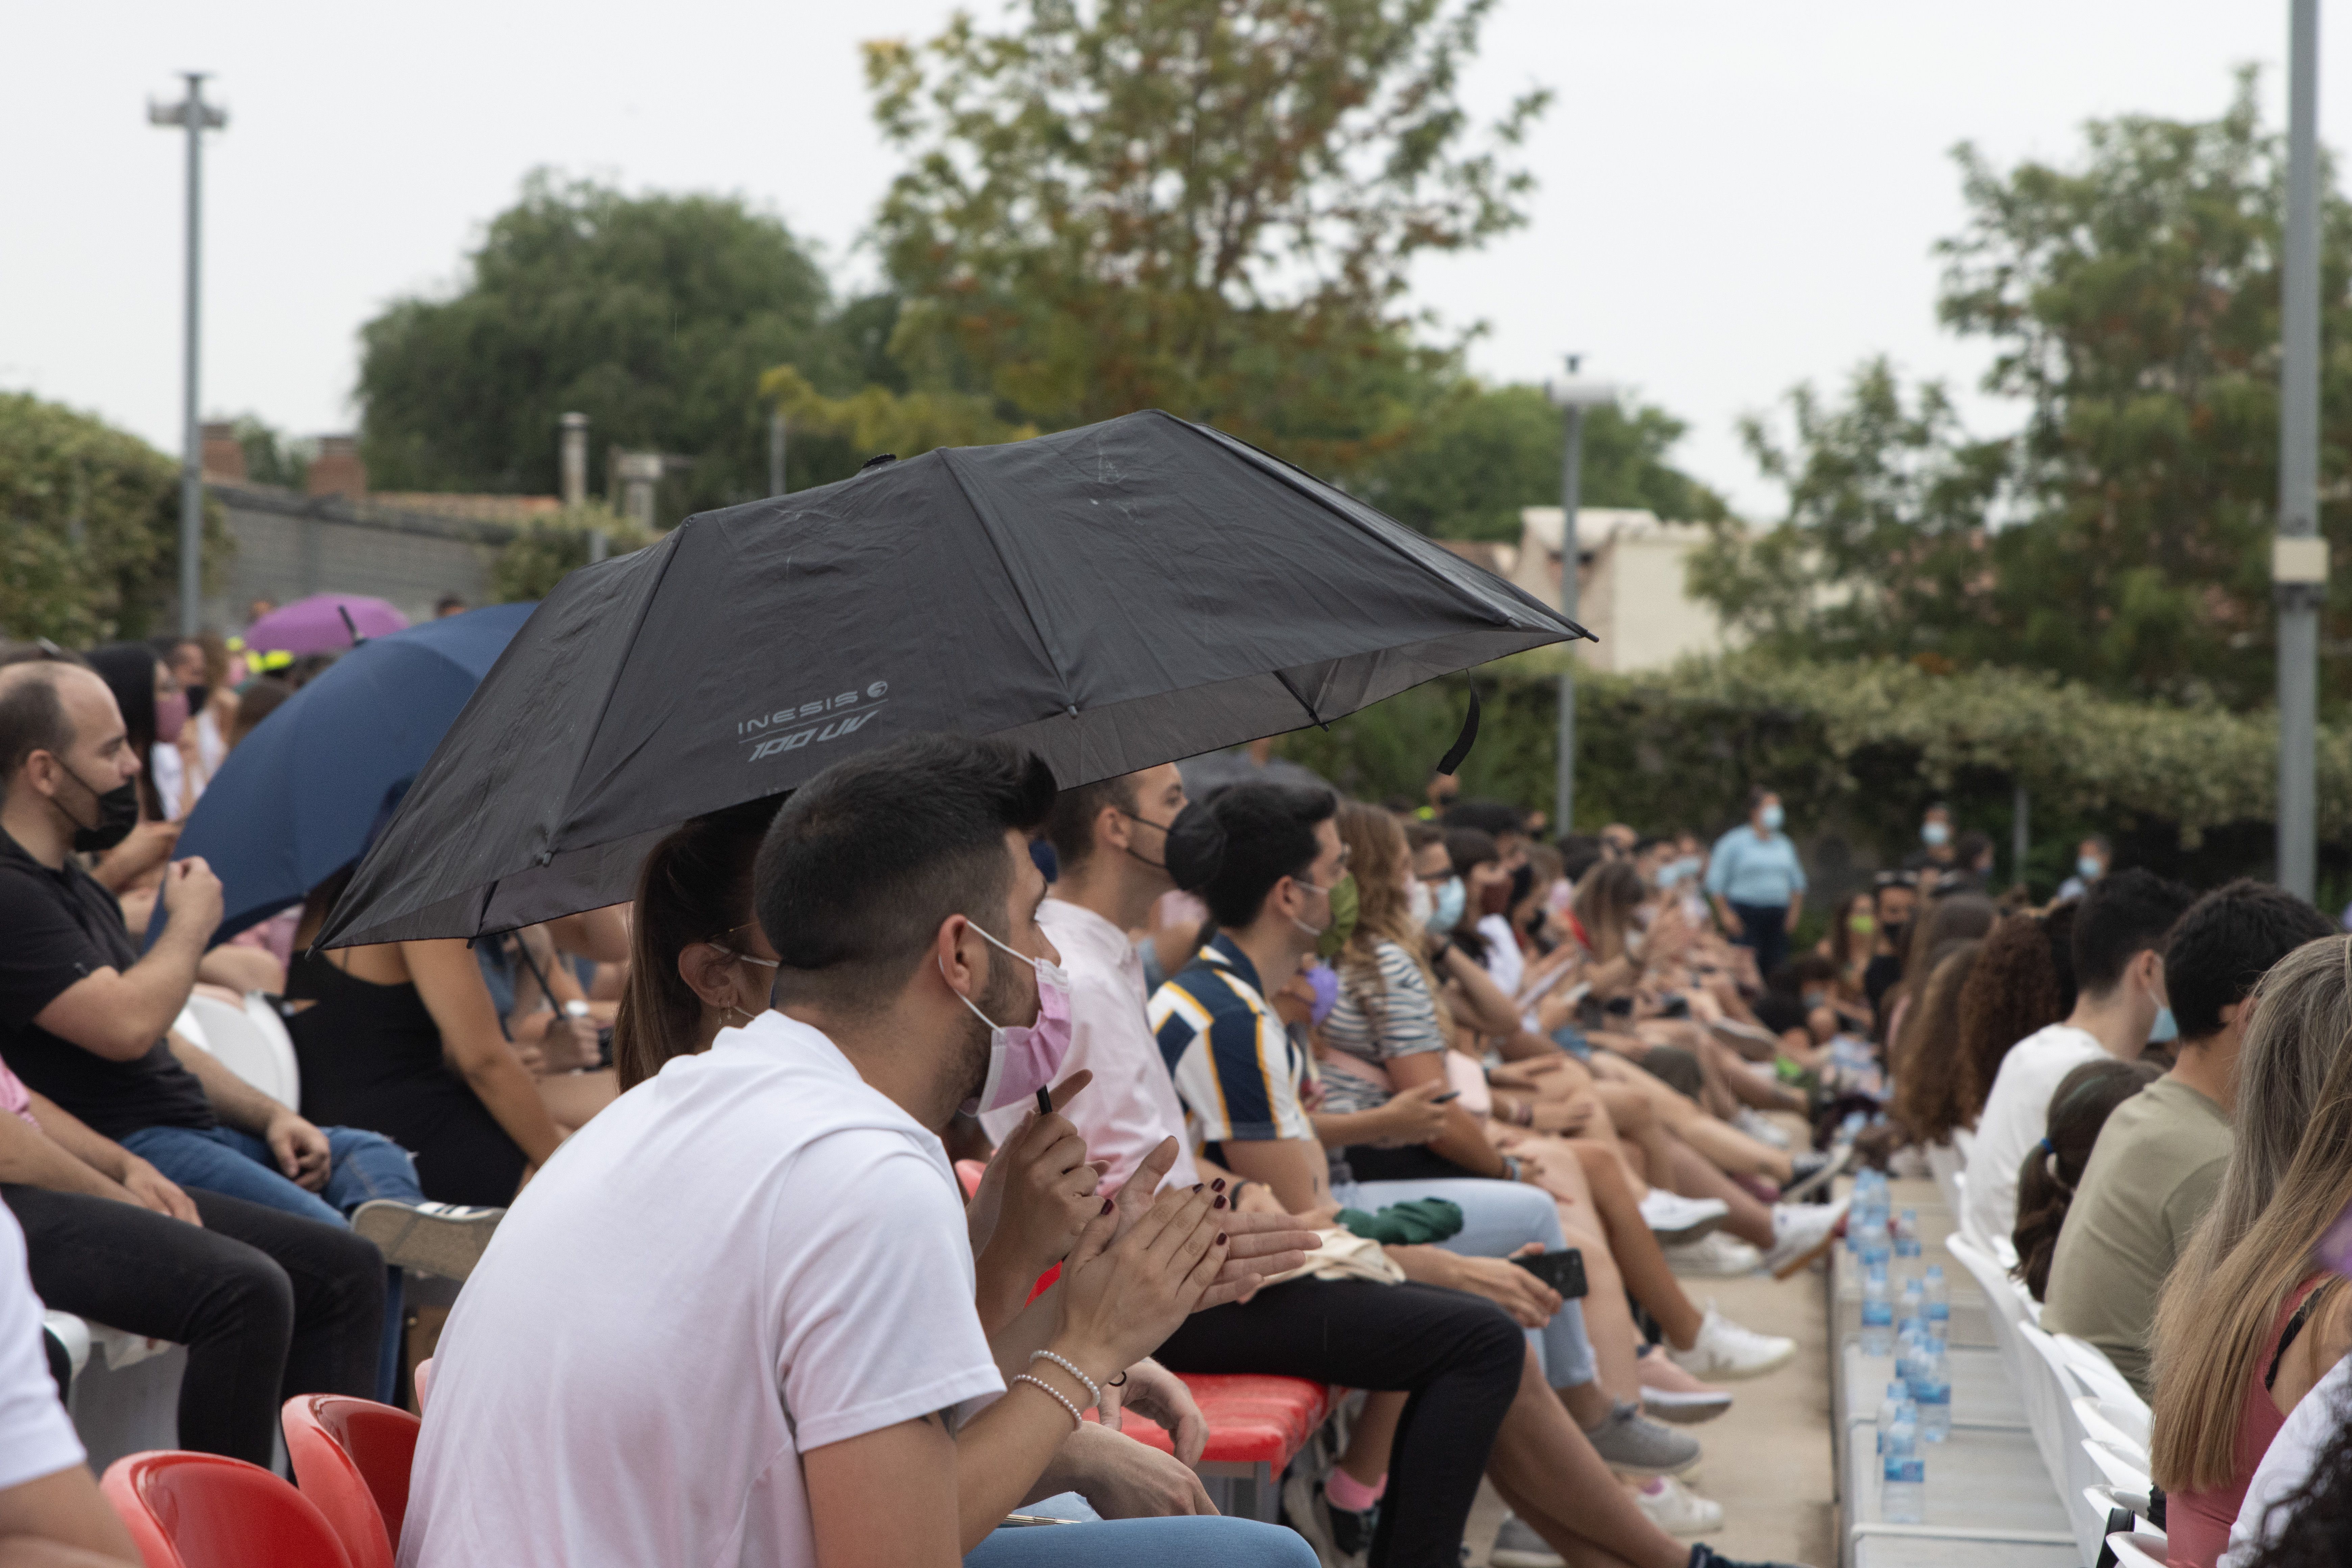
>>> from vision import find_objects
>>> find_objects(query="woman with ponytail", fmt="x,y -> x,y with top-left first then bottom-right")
612,798 -> 782,1091
2008,1057 -> 2156,1301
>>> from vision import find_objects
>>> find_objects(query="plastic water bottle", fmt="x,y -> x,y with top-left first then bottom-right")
1895,1207 -> 1921,1259
1915,1339 -> 1952,1444
1881,1401 -> 1925,1521
1859,1215 -> 1892,1271
1877,1381 -> 1909,1453
1898,1276 -> 1925,1341
1924,1266 -> 1950,1344
1861,1263 -> 1893,1355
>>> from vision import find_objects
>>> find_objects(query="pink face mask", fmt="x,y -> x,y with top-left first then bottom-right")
949,922 -> 1074,1114
153,691 -> 190,744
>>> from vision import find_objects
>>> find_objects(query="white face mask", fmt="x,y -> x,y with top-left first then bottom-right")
1407,879 -> 1434,926
715,948 -> 778,1026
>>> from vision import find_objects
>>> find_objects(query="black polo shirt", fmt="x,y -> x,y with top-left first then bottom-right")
0,831 -> 214,1140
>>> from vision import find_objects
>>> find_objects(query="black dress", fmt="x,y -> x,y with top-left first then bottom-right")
282,952 -> 527,1206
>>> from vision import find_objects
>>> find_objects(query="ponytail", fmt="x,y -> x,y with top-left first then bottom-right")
2009,1056 -> 2158,1300
613,797 -> 781,1091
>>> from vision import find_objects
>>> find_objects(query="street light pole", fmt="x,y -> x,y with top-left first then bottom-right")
149,74 -> 226,637
1547,357 -> 1617,838
2277,0 -> 2326,899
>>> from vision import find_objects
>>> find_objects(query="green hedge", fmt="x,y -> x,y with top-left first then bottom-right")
1275,654 -> 2352,898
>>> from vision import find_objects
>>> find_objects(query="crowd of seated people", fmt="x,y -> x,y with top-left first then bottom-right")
32,632 -> 2352,1568
1863,828 -> 2352,1566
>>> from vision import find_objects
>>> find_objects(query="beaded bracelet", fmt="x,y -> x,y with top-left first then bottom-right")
1029,1350 -> 1100,1410
1011,1374 -> 1082,1430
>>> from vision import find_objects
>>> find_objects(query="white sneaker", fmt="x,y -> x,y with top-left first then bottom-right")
1640,1383 -> 1735,1424
1639,1189 -> 1730,1243
1667,1302 -> 1797,1380
1762,1197 -> 1848,1275
1661,1231 -> 1763,1277
1634,1474 -> 1725,1536
1489,1514 -> 1565,1568
1735,1107 -> 1793,1149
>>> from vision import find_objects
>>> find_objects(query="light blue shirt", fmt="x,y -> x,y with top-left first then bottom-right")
1705,825 -> 1808,906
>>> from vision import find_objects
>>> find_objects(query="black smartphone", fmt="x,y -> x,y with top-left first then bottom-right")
1513,1248 -> 1588,1299
1431,1091 -> 1461,1104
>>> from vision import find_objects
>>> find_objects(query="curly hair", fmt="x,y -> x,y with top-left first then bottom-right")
2009,1056 -> 2158,1300
1954,910 -> 2068,1126
1890,938 -> 1984,1144
2246,1408 -> 2352,1568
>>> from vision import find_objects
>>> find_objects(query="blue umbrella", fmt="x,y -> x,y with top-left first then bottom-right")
166,602 -> 537,947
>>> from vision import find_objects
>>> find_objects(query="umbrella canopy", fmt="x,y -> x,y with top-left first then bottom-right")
320,410 -> 1590,948
171,603 -> 536,945
243,593 -> 409,660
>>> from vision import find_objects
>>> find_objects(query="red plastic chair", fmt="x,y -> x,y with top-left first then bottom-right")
1084,1373 -> 1332,1521
102,1450 -> 353,1568
282,1395 -> 421,1568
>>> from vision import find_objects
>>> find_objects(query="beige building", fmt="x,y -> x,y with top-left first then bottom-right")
1504,507 -> 1740,673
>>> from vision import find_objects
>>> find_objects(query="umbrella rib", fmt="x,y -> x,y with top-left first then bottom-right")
934,448 -> 1078,715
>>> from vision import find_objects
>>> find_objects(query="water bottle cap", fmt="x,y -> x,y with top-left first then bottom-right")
1888,1382 -> 1908,1398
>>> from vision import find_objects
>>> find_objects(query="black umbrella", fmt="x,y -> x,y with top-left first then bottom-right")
321,410 -> 1591,947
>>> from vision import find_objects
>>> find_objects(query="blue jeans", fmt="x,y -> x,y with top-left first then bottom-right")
966,1517 -> 1316,1567
123,1124 -> 424,1402
1334,1174 -> 1598,1390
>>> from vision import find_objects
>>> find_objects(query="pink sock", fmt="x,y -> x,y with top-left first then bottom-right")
1326,1468 -> 1386,1512
1639,1477 -> 1667,1496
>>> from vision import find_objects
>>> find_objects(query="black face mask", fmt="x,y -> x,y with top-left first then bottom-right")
62,768 -> 141,854
183,683 -> 210,716
1119,802 -> 1226,893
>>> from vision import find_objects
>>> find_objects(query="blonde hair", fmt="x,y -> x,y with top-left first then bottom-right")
2150,936 -> 2352,1492
1332,799 -> 1443,1027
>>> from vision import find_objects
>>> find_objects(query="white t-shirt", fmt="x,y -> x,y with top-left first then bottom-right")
1476,914 -> 1525,997
0,1207 -> 82,1491
399,1013 -> 1004,1568
979,899 -> 1199,1191
2221,1351 -> 2352,1567
1961,1022 -> 2110,1246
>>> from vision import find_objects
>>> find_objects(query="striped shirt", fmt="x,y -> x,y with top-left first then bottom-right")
1149,935 -> 1315,1144
1318,942 -> 1444,1117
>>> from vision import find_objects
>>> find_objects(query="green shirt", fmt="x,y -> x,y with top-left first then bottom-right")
2040,1074 -> 2231,1400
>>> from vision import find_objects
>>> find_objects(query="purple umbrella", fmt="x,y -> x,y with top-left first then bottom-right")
241,593 -> 409,658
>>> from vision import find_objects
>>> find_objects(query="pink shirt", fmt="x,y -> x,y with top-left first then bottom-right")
977,899 -> 1200,1190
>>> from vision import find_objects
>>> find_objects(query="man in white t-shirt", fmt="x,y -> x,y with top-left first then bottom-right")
401,735 -> 1262,1568
0,1202 -> 142,1567
1960,868 -> 2194,1249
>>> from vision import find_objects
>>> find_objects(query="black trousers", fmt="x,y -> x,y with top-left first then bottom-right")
3,1184 -> 384,1466
1153,1277 -> 1523,1568
1731,900 -> 1791,979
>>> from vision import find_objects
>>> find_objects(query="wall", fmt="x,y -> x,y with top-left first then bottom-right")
1511,507 -> 1740,672
203,483 -> 518,628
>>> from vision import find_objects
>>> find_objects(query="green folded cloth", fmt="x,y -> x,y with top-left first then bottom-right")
1336,1197 -> 1465,1245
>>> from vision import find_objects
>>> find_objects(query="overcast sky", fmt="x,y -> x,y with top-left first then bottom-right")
2,2 -> 2336,516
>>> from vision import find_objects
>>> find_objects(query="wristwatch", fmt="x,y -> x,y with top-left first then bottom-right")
563,999 -> 591,1020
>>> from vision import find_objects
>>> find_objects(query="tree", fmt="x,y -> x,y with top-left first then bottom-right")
1362,382 -> 1730,541
487,506 -> 655,604
356,173 -> 843,517
863,0 -> 1549,475
0,394 -> 229,645
1691,72 -> 2352,707
1686,359 -> 2010,663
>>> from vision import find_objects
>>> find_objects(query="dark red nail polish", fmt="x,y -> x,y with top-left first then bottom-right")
1191,1183 -> 1203,1193
1213,1196 -> 1227,1209
1211,1179 -> 1226,1191
1216,1232 -> 1227,1244
1101,1198 -> 1113,1214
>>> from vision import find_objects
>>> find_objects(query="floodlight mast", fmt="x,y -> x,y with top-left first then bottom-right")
1547,357 -> 1619,838
149,74 -> 227,637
